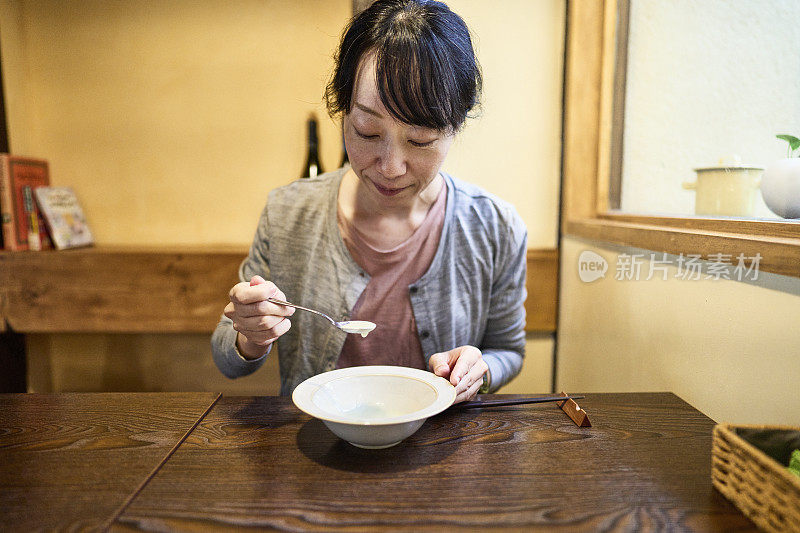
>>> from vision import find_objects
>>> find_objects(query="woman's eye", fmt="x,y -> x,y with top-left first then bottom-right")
409,139 -> 435,147
355,129 -> 378,140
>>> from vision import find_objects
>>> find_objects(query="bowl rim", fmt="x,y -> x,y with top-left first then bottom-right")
292,365 -> 456,426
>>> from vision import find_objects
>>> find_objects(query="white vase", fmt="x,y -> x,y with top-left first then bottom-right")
760,158 -> 800,219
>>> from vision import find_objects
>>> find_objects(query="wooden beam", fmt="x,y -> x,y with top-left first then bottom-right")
608,0 -> 630,210
562,0 -> 605,223
567,217 -> 800,278
0,246 -> 244,333
1,245 -> 559,334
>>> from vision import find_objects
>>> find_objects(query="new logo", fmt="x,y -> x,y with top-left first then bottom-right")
578,250 -> 608,283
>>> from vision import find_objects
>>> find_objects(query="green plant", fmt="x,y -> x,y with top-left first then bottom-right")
777,134 -> 800,157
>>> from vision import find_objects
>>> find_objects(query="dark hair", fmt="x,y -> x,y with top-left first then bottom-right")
325,0 -> 482,132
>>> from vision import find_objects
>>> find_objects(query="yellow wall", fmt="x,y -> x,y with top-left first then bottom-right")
445,0 -> 565,394
2,0 -> 565,394
444,0 -> 564,249
1,0 -> 563,248
2,0 -> 351,245
557,237 -> 800,424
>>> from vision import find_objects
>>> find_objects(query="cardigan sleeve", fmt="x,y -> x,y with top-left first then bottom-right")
478,207 -> 528,392
210,203 -> 272,379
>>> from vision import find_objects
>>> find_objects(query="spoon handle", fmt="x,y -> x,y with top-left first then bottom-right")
457,395 -> 585,409
267,297 -> 337,327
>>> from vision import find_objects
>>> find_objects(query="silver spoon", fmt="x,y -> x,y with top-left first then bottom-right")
267,297 -> 376,337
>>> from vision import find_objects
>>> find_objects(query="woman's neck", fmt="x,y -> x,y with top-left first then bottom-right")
338,169 -> 444,249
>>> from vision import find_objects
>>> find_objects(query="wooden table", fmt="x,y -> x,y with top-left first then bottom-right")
1,393 -> 756,531
0,392 -> 220,531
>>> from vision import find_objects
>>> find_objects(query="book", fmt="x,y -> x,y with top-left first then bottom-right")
34,186 -> 94,249
0,154 -> 52,251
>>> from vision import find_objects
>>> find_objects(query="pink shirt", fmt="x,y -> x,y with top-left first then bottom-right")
336,184 -> 447,370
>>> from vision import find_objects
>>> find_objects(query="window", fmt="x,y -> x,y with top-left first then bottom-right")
562,0 -> 800,278
615,0 -> 799,220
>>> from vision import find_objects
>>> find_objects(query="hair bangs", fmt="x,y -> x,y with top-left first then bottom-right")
325,0 -> 481,132
374,35 -> 456,132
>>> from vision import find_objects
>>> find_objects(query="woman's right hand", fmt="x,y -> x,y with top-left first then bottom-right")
224,275 -> 295,359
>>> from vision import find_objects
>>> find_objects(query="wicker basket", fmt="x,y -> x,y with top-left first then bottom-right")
712,424 -> 800,532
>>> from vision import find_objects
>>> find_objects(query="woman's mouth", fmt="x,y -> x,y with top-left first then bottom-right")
372,181 -> 407,197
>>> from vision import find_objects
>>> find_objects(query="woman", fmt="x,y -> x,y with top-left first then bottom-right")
212,0 -> 527,403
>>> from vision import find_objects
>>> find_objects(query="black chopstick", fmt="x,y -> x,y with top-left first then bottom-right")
457,395 -> 585,409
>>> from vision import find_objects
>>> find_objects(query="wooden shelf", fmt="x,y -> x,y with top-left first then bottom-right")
0,245 -> 245,333
1,245 -> 558,334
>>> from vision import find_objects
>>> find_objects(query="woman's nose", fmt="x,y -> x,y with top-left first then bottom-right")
377,141 -> 406,179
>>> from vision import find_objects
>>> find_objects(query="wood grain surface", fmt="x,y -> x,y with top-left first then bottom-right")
525,248 -> 558,332
0,392 -> 219,531
0,245 -> 558,334
0,245 -> 244,333
114,393 -> 756,531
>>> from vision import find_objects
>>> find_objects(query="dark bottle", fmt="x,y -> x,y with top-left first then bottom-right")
301,116 -> 323,178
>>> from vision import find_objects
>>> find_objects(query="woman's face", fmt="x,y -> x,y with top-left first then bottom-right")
343,54 -> 454,207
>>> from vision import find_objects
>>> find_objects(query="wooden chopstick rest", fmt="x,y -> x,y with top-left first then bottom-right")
557,391 -> 592,427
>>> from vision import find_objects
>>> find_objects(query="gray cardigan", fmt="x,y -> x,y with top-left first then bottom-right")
211,168 -> 528,395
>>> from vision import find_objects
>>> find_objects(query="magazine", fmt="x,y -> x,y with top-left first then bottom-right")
34,186 -> 94,249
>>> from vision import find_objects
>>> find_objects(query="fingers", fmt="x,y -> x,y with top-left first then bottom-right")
455,375 -> 484,404
230,311 -> 288,332
233,317 -> 291,346
449,346 -> 480,382
428,351 -> 454,379
452,358 -> 487,400
225,276 -> 294,346
226,298 -> 294,319
429,345 -> 488,403
250,275 -> 267,286
229,278 -> 280,306
225,279 -> 295,318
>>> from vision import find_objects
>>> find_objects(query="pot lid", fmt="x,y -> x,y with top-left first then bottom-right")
694,155 -> 762,172
693,165 -> 764,172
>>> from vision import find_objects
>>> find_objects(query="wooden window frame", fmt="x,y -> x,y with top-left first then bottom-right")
562,0 -> 800,278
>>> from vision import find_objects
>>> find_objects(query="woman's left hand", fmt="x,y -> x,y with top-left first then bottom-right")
428,345 -> 488,403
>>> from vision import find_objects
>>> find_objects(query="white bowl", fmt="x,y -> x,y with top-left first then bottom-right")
292,365 -> 456,449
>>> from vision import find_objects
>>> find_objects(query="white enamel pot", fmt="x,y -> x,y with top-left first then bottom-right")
683,166 -> 763,217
